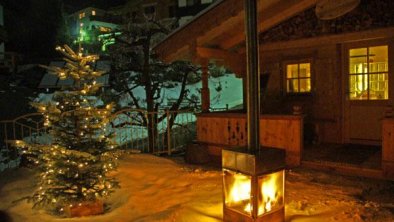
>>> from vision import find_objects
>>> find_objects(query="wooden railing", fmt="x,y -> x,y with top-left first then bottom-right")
0,109 -> 197,155
110,109 -> 196,154
196,112 -> 303,166
0,113 -> 48,149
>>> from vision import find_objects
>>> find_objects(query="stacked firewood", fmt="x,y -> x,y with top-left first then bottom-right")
260,0 -> 394,43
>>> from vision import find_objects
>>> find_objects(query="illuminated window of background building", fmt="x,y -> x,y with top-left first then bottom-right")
79,12 -> 85,19
92,10 -> 96,16
286,62 -> 311,93
349,45 -> 388,100
186,0 -> 197,6
99,26 -> 111,32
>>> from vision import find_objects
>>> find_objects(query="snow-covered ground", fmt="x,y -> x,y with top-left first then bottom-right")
116,73 -> 243,110
1,154 -> 393,222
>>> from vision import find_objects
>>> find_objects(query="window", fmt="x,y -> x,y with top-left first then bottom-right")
144,5 -> 156,15
285,62 -> 311,93
99,26 -> 111,32
349,45 -> 388,100
92,10 -> 96,16
79,12 -> 85,19
186,0 -> 198,6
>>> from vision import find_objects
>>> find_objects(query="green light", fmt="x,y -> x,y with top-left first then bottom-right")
79,29 -> 86,41
80,30 -> 86,36
99,31 -> 121,52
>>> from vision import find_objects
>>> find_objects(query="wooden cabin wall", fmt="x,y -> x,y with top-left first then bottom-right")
260,44 -> 342,144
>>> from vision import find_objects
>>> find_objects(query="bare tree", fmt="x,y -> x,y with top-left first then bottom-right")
108,19 -> 198,153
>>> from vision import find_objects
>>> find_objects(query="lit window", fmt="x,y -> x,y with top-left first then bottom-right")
99,26 -> 111,32
80,23 -> 83,27
186,0 -> 197,6
92,10 -> 96,16
285,62 -> 311,93
349,45 -> 388,100
79,12 -> 85,19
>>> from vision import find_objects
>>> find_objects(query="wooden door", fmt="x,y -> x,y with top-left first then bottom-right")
343,40 -> 393,145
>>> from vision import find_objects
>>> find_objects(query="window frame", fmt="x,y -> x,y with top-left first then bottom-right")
346,42 -> 390,101
186,0 -> 198,6
283,59 -> 313,95
79,12 -> 85,19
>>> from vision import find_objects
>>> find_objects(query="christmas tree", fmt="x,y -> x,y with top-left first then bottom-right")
14,45 -> 118,214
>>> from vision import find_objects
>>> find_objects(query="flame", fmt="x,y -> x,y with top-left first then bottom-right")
224,170 -> 284,216
228,174 -> 250,203
258,171 -> 284,216
244,203 -> 252,213
225,171 -> 251,214
262,177 -> 276,212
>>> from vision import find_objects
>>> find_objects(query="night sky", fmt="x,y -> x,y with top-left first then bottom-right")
63,0 -> 128,12
2,0 -> 128,58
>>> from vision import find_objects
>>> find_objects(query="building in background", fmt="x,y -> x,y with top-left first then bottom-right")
177,0 -> 216,26
67,7 -> 121,53
66,0 -> 217,54
114,0 -> 177,23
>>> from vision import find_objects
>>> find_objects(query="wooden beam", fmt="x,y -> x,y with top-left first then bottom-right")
161,45 -> 192,63
220,0 -> 317,50
196,47 -> 240,60
196,10 -> 244,47
195,47 -> 246,76
154,0 -> 243,62
260,27 -> 394,52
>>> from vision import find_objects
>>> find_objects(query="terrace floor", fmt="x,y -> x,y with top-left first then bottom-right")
302,143 -> 382,178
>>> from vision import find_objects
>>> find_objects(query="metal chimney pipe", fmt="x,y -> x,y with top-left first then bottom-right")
245,0 -> 260,153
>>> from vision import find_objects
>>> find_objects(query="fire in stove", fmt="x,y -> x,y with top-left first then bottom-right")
222,147 -> 285,222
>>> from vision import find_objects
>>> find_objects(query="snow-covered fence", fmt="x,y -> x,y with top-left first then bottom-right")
0,113 -> 48,172
0,113 -> 48,149
0,109 -> 197,160
110,109 -> 197,155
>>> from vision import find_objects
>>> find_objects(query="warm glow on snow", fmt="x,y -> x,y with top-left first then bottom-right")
0,155 -> 393,221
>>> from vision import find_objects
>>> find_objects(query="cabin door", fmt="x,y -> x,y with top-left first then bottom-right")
347,104 -> 387,144
344,42 -> 392,145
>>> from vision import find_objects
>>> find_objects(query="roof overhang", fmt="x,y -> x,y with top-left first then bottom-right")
154,0 -> 317,75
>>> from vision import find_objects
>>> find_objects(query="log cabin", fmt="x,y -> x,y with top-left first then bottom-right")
153,0 -> 394,179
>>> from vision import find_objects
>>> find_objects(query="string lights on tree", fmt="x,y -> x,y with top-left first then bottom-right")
13,45 -> 118,215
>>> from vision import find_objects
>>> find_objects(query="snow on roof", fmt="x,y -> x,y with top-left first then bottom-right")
38,60 -> 111,89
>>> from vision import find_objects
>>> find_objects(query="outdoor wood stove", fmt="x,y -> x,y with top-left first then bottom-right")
222,147 -> 285,222
221,0 -> 285,221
